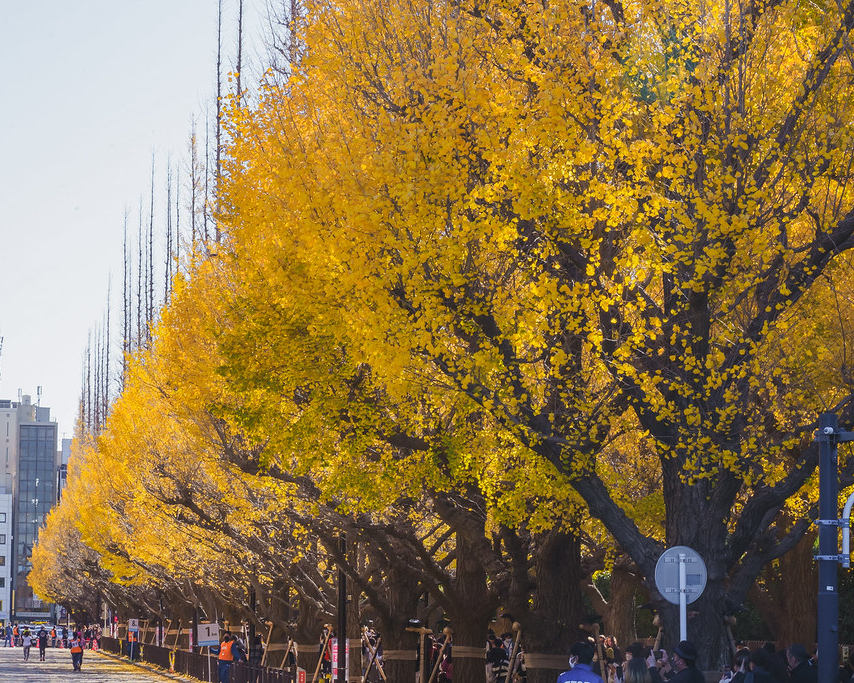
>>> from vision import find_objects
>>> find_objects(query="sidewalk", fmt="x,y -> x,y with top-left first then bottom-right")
0,643 -> 198,681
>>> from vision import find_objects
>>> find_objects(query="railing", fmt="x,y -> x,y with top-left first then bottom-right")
100,636 -> 294,683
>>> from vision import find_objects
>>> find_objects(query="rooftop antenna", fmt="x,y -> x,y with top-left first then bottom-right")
37,386 -> 42,406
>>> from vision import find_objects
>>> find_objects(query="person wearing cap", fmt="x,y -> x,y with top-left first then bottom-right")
557,640 -> 603,683
786,643 -> 817,683
667,641 -> 704,682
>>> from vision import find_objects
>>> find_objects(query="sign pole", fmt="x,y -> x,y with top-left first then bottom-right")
678,553 -> 687,642
654,546 -> 707,644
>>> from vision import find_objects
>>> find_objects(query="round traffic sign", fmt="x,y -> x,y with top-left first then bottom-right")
654,545 -> 707,605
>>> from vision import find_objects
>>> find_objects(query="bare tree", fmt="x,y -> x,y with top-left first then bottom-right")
148,156 -> 156,327
215,0 -> 223,243
175,164 -> 182,273
137,201 -> 144,347
188,117 -> 204,250
165,157 -> 174,303
104,279 -> 111,427
236,0 -> 245,106
262,0 -> 304,85
122,211 -> 131,385
205,108 -> 212,243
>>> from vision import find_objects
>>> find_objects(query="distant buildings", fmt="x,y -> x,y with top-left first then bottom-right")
0,394 -> 63,624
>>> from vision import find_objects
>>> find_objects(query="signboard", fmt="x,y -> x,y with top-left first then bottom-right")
331,638 -> 350,677
128,619 -> 139,633
654,546 -> 707,641
654,546 -> 707,605
297,667 -> 307,683
197,622 -> 220,647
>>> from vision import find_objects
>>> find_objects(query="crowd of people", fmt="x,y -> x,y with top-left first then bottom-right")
0,622 -> 101,671
305,622 -> 853,683
553,635 -> 854,683
309,624 -> 854,683
485,631 -> 524,682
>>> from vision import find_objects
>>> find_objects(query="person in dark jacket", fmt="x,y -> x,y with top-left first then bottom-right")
486,636 -> 509,682
666,641 -> 704,683
557,640 -> 603,683
748,647 -> 777,683
786,644 -> 817,683
247,634 -> 264,683
37,627 -> 49,661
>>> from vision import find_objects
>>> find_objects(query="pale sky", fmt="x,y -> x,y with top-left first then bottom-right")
0,1 -> 265,438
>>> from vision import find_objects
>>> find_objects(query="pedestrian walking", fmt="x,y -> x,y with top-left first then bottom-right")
37,627 -> 48,661
69,633 -> 84,671
21,628 -> 32,661
21,628 -> 33,662
50,626 -> 57,648
3,624 -> 11,647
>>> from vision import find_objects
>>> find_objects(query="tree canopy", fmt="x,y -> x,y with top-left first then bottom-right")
33,0 -> 854,672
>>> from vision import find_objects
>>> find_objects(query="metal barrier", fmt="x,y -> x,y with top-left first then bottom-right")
99,636 -> 294,682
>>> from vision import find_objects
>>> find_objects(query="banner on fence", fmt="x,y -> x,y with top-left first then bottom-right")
331,638 -> 350,678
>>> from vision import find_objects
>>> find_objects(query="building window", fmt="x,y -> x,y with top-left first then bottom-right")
0,578 -> 5,587
0,513 -> 5,522
0,557 -> 4,566
0,535 -> 5,544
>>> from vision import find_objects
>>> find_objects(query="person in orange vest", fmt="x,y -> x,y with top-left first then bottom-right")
50,626 -> 57,648
69,632 -> 84,671
214,633 -> 236,683
127,628 -> 139,660
12,623 -> 19,647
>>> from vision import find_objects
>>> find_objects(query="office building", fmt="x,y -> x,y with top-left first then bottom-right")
0,394 -> 60,622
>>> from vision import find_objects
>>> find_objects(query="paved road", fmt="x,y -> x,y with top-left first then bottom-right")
0,644 -> 193,681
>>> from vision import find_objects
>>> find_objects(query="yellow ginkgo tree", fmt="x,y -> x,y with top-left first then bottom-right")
217,0 -> 854,667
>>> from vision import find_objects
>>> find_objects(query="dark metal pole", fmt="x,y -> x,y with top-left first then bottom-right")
337,533 -> 347,683
249,587 -> 257,647
818,412 -> 839,683
192,606 -> 199,654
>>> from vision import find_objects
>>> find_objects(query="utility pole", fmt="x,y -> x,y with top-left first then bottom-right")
337,534 -> 346,683
815,413 -> 854,682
